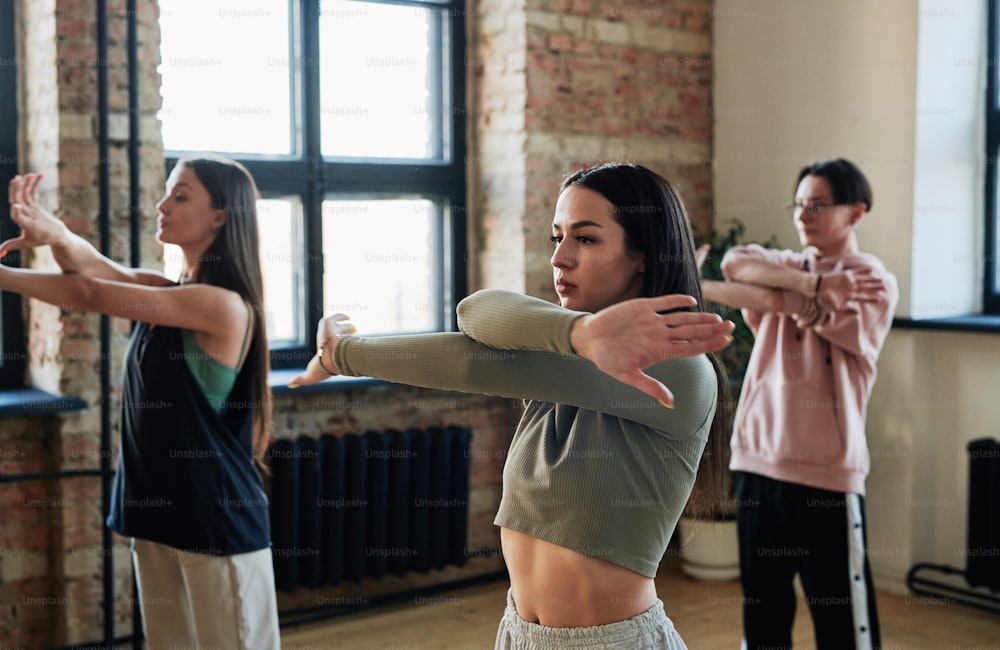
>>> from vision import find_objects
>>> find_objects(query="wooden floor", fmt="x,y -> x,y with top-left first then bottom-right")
281,559 -> 1000,649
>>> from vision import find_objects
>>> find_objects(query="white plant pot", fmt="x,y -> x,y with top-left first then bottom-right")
677,516 -> 740,581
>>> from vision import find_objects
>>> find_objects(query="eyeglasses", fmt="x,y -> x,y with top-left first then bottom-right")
784,200 -> 847,216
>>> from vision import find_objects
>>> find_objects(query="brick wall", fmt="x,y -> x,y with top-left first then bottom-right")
1,0 -> 714,646
2,1 -> 517,645
468,0 -> 529,294
472,0 -> 714,298
2,0 -> 165,646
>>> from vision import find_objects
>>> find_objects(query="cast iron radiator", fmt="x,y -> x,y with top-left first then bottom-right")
906,437 -> 1000,613
268,426 -> 472,592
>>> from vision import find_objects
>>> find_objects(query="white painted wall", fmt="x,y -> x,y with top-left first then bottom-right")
714,0 -> 994,593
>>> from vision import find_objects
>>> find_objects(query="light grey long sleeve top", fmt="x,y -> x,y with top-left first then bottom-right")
334,289 -> 718,577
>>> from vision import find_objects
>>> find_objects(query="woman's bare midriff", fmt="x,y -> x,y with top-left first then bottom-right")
501,527 -> 658,628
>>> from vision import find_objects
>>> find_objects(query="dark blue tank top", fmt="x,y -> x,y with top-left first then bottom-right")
107,322 -> 270,555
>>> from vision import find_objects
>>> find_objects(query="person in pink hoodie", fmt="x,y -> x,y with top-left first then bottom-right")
700,158 -> 898,650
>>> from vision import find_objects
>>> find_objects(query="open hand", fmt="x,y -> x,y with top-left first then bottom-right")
2,174 -> 68,259
288,313 -> 357,387
569,294 -> 734,407
817,267 -> 886,309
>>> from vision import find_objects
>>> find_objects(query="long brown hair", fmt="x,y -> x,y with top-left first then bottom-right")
561,163 -> 731,518
177,154 -> 272,472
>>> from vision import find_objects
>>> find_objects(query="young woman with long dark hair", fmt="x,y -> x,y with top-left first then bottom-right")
3,155 -> 278,649
292,163 -> 734,649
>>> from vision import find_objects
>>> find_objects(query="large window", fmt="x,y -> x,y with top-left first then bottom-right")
987,0 -> 1000,312
158,0 -> 466,367
0,0 -> 26,388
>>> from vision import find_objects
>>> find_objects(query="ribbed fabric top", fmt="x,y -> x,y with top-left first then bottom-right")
336,289 -> 718,577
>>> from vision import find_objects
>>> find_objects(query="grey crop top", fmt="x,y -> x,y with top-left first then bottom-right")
334,289 -> 718,577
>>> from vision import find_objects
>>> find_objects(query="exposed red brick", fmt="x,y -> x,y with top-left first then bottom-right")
56,18 -> 93,39
547,32 -> 575,52
7,0 -> 716,644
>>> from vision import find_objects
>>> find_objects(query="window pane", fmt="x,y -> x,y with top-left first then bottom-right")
259,198 -> 303,345
319,1 -> 440,159
322,199 -> 438,335
158,1 -> 293,155
162,197 -> 302,345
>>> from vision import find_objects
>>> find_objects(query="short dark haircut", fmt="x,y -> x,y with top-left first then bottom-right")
796,158 -> 873,212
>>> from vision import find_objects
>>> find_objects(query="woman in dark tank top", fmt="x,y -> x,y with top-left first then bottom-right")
3,155 -> 279,649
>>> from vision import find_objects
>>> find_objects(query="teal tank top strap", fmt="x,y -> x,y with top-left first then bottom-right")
180,330 -> 239,412
180,301 -> 254,412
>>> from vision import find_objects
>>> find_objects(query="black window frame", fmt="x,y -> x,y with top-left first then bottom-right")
0,0 -> 26,389
163,0 -> 468,369
986,0 -> 1000,312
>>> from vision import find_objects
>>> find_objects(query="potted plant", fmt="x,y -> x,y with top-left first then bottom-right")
676,219 -> 777,581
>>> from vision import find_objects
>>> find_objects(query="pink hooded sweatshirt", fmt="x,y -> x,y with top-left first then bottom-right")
723,244 -> 899,495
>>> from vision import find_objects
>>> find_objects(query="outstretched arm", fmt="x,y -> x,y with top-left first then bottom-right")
0,265 -> 247,338
456,290 -> 733,407
719,244 -> 898,358
699,278 -> 782,313
4,174 -> 171,286
721,244 -> 886,309
293,326 -> 718,435
720,246 -> 818,296
293,291 -> 734,408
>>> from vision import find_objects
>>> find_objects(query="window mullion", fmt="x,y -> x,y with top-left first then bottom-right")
987,0 -> 1000,311
301,0 -> 326,347
0,0 -> 25,388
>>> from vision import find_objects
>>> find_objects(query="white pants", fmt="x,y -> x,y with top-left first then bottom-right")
495,589 -> 688,649
132,538 -> 280,650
